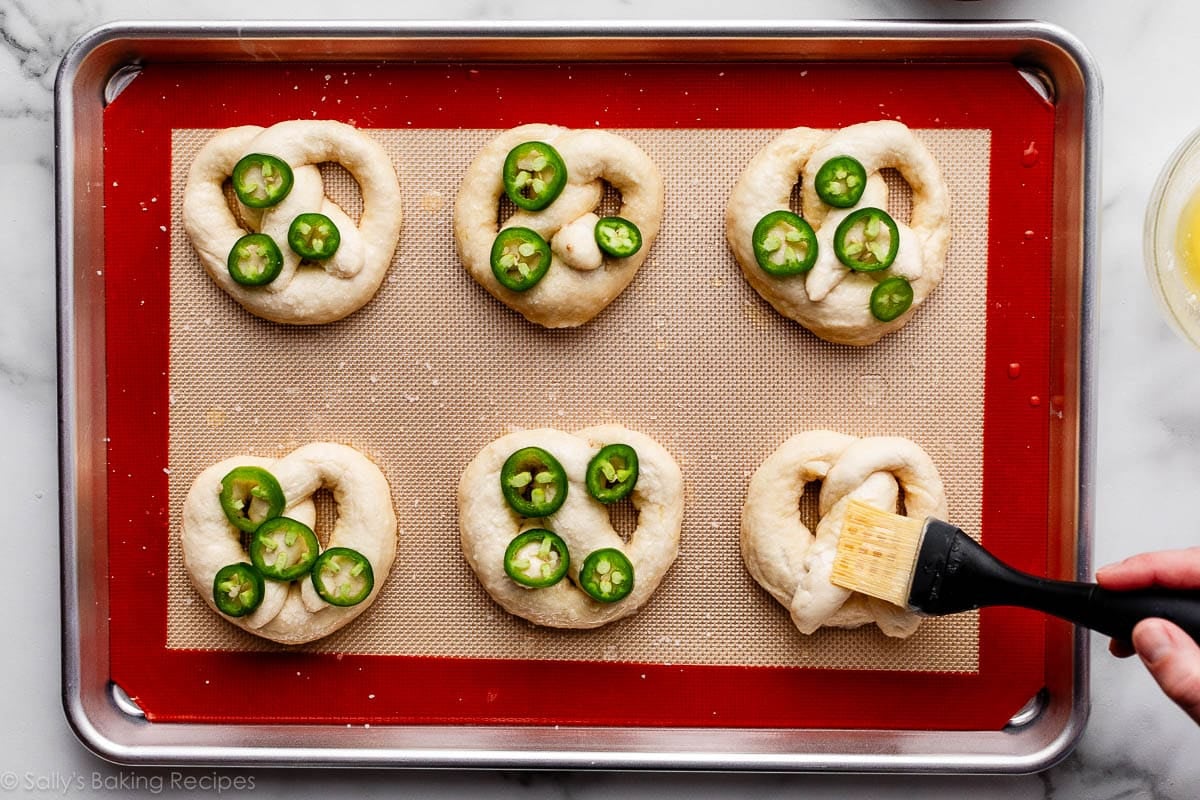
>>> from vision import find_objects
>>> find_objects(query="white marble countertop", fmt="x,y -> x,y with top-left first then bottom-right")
9,0 -> 1200,796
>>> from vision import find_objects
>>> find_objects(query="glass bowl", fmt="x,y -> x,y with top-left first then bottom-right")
1145,126 -> 1200,348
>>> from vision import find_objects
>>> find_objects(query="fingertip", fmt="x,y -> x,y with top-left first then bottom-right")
1132,619 -> 1200,723
1094,558 -> 1128,587
1095,547 -> 1200,590
1133,618 -> 1175,664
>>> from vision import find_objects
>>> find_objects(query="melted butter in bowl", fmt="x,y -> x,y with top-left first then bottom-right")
1146,127 -> 1200,348
1177,192 -> 1200,294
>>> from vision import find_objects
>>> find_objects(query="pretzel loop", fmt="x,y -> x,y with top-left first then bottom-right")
458,425 -> 684,628
727,120 -> 951,346
182,120 -> 402,325
181,442 -> 397,645
454,124 -> 665,327
741,431 -> 947,638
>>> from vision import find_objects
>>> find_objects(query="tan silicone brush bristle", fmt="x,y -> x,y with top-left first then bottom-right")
831,500 -> 927,608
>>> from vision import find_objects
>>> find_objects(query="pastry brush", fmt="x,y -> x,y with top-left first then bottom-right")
831,500 -> 1200,643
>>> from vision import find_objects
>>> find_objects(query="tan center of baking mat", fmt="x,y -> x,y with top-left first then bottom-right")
167,127 -> 990,672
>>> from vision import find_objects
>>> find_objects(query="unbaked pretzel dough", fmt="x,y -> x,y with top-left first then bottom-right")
741,430 -> 947,638
727,121 -> 951,346
181,442 -> 397,644
458,425 -> 683,628
454,124 -> 665,327
182,120 -> 402,325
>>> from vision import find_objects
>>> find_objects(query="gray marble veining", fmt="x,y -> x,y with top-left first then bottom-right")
17,1 -> 1200,797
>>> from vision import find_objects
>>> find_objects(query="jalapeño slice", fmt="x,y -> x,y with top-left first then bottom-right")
212,562 -> 265,617
504,529 -> 570,588
250,517 -> 320,581
311,547 -> 374,607
228,233 -> 283,286
869,276 -> 915,322
219,466 -> 286,533
287,212 -> 341,260
503,141 -> 567,211
815,155 -> 868,208
594,216 -> 642,258
232,153 -> 294,209
585,443 -> 639,504
491,227 -> 552,292
579,548 -> 634,603
834,207 -> 900,272
752,210 -> 818,276
500,446 -> 568,517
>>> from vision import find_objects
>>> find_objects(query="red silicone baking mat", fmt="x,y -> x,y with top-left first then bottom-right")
103,59 -> 1055,729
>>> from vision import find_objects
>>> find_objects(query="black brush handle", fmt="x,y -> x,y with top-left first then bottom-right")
910,521 -> 1200,643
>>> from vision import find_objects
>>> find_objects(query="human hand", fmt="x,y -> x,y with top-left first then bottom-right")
1096,548 -> 1200,723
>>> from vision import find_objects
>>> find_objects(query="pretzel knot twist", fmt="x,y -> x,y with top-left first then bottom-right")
458,425 -> 683,628
182,120 -> 402,325
181,443 -> 397,645
727,120 -> 951,346
741,430 -> 947,638
454,124 -> 665,328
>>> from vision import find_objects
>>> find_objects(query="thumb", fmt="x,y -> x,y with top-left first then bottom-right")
1133,618 -> 1200,724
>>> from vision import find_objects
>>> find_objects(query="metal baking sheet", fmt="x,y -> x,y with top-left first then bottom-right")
56,20 -> 1098,772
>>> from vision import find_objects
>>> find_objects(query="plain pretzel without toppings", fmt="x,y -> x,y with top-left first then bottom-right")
741,430 -> 947,638
182,120 -> 402,325
454,124 -> 665,327
727,121 -> 951,346
458,425 -> 683,628
181,442 -> 397,644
